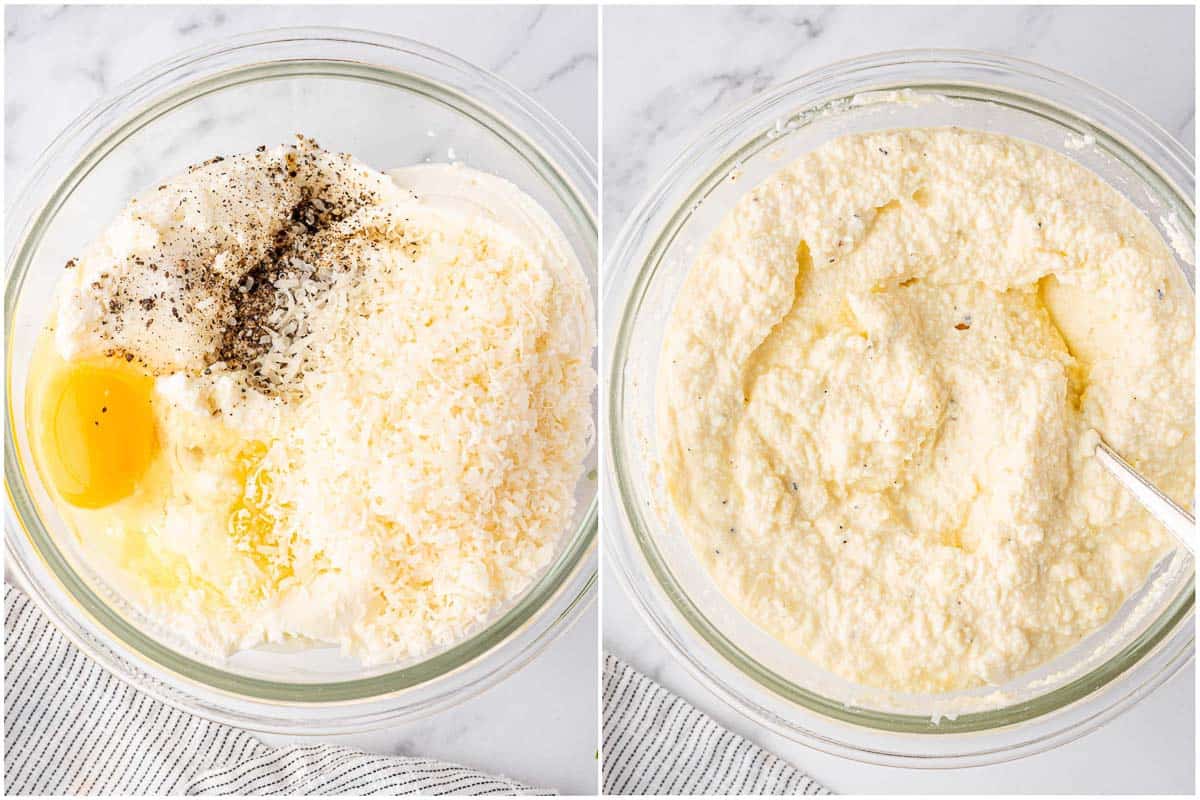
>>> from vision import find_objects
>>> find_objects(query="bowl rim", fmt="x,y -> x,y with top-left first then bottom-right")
603,47 -> 1195,766
5,26 -> 598,733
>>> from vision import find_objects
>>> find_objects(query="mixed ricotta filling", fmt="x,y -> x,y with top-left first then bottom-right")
32,137 -> 595,664
657,128 -> 1193,693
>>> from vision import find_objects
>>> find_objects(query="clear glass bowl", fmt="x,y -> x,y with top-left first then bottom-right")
5,28 -> 597,734
603,50 -> 1194,767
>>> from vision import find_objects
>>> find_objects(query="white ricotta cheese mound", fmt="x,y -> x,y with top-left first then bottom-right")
657,127 -> 1193,693
51,142 -> 595,665
55,138 -> 401,374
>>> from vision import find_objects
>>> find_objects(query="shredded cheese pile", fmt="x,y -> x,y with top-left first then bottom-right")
50,145 -> 594,665
247,202 -> 595,661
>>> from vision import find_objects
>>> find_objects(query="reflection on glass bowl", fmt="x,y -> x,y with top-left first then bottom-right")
604,50 -> 1193,767
6,28 -> 597,734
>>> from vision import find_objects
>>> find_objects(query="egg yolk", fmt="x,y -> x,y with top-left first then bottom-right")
44,359 -> 158,508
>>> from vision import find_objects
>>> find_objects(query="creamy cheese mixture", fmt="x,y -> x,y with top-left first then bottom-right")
31,137 -> 594,664
657,128 -> 1193,693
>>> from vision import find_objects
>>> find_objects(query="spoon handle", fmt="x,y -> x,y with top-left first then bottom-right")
1095,439 -> 1195,555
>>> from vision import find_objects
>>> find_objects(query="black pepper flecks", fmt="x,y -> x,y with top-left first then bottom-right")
63,135 -> 393,395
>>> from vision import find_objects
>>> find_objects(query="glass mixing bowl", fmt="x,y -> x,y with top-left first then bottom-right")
604,50 -> 1194,767
6,28 -> 597,734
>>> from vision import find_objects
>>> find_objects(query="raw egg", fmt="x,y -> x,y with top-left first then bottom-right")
40,357 -> 159,508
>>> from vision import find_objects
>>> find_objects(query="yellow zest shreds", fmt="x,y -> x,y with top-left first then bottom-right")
93,163 -> 598,663
226,441 -> 294,593
251,203 -> 595,663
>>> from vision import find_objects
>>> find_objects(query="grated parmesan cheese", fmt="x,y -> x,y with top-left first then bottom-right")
51,146 -> 595,665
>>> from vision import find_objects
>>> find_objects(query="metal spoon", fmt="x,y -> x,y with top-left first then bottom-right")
1094,436 -> 1195,555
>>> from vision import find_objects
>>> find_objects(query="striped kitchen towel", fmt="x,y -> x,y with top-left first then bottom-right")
3,585 -> 549,796
602,654 -> 829,795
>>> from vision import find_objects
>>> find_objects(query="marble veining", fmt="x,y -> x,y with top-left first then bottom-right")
5,4 -> 597,198
4,4 -> 597,795
7,3 -> 1195,795
603,4 -> 1195,249
602,5 -> 1194,794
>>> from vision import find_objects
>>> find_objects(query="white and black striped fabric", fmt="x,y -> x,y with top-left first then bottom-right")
4,585 -> 548,796
602,654 -> 828,796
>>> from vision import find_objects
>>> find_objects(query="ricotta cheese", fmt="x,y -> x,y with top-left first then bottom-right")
657,128 -> 1193,693
34,138 -> 595,664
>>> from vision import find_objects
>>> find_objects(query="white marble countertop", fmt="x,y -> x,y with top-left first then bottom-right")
602,4 -> 1195,794
604,4 -> 1195,248
5,4 -> 598,189
5,5 -> 598,794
